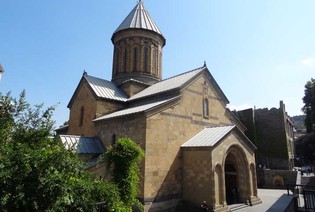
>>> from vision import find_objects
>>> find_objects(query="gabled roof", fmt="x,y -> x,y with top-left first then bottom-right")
68,74 -> 128,108
114,1 -> 163,37
128,66 -> 205,101
119,78 -> 151,86
128,65 -> 229,104
59,135 -> 105,154
85,75 -> 128,101
94,96 -> 179,122
181,125 -> 256,150
182,125 -> 235,147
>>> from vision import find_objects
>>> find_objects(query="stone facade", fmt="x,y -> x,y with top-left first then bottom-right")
60,1 -> 262,211
67,81 -> 98,136
67,79 -> 124,137
257,169 -> 297,189
236,101 -> 295,170
112,29 -> 165,85
143,75 -> 231,204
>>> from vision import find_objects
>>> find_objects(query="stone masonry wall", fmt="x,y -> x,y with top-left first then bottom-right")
95,114 -> 147,198
255,107 -> 289,169
68,82 -> 97,136
144,74 -> 232,206
95,100 -> 124,119
68,80 -> 125,137
182,148 -> 213,206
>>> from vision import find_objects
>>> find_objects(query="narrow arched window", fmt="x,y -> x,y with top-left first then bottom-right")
133,47 -> 138,71
144,47 -> 148,72
203,98 -> 209,118
79,107 -> 84,127
112,134 -> 116,146
124,48 -> 128,72
115,50 -> 120,73
153,49 -> 157,75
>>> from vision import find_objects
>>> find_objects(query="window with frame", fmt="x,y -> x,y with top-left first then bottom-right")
115,49 -> 120,73
133,47 -> 138,71
203,98 -> 209,118
79,106 -> 84,127
124,48 -> 128,72
144,47 -> 148,72
153,49 -> 157,75
112,134 -> 117,146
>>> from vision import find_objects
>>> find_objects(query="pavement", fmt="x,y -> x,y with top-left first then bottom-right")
228,189 -> 292,212
229,173 -> 315,211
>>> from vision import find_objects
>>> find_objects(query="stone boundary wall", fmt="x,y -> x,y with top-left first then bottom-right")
260,169 -> 297,189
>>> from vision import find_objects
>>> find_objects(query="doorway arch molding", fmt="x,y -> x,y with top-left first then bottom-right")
214,163 -> 225,207
222,144 -> 251,204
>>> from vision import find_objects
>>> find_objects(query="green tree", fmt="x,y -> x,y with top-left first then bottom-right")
103,138 -> 144,211
295,133 -> 315,164
302,78 -> 315,133
0,91 -> 124,211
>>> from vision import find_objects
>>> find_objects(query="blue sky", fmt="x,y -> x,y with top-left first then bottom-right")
1,0 -> 314,128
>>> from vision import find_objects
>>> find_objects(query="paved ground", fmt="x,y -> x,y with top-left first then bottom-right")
230,173 -> 315,211
228,189 -> 290,211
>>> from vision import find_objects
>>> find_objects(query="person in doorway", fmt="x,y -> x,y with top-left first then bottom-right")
201,200 -> 208,212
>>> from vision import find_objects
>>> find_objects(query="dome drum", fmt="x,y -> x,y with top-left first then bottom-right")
112,29 -> 163,85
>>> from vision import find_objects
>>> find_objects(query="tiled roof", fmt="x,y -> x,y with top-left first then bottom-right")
59,135 -> 105,154
94,96 -> 179,122
181,125 -> 235,147
85,75 -> 128,101
114,1 -> 163,36
128,66 -> 205,101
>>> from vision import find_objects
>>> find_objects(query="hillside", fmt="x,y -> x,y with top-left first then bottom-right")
291,115 -> 306,132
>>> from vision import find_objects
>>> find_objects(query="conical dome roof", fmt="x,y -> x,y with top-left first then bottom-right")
114,1 -> 163,37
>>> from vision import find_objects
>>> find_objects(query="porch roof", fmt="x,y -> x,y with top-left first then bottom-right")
181,125 -> 235,147
59,135 -> 105,154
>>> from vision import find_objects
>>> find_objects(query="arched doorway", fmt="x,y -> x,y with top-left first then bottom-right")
225,163 -> 238,204
224,146 -> 249,205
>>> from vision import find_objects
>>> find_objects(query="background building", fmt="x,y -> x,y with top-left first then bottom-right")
236,101 -> 295,170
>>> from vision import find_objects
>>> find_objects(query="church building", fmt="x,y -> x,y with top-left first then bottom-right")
58,1 -> 261,211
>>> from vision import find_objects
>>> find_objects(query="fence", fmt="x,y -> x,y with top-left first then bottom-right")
286,184 -> 315,212
96,201 -> 106,212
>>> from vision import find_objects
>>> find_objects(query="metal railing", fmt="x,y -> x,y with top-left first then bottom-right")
286,184 -> 315,211
96,201 -> 107,212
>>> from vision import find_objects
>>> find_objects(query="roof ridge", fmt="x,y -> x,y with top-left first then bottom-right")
84,74 -> 111,83
207,124 -> 235,129
127,65 -> 207,101
59,134 -> 97,138
94,96 -> 179,122
113,1 -> 163,36
161,65 -> 206,82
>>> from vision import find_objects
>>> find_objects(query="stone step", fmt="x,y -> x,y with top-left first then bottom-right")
228,203 -> 249,211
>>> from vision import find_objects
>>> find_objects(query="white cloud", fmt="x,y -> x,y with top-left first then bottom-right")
228,104 -> 253,111
300,58 -> 315,67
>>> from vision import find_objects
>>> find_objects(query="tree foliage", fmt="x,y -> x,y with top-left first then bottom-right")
295,133 -> 315,164
103,138 -> 144,211
0,91 -> 125,211
302,78 -> 315,133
